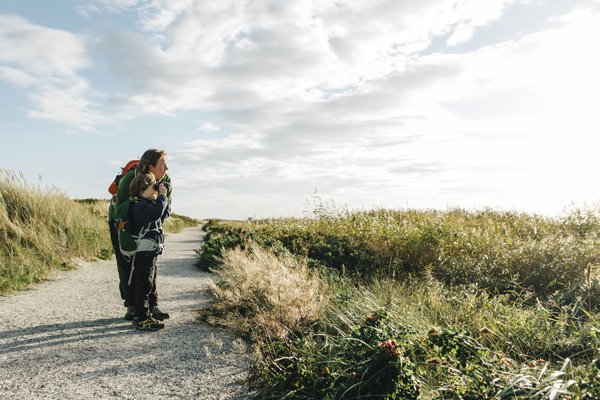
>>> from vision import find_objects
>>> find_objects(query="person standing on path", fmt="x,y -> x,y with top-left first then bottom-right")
129,173 -> 169,331
108,148 -> 172,321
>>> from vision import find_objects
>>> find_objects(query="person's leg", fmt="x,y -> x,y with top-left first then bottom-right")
134,254 -> 163,331
109,221 -> 135,318
149,263 -> 170,320
134,254 -> 154,321
149,264 -> 158,309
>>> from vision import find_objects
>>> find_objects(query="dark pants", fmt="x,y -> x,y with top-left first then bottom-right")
109,221 -> 134,307
133,252 -> 159,320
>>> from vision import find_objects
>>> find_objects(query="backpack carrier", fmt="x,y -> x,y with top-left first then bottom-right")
113,197 -> 164,284
108,160 -> 166,284
126,218 -> 164,286
108,160 -> 138,222
108,160 -> 138,196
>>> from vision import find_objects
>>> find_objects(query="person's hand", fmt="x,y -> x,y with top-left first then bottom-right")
158,183 -> 168,196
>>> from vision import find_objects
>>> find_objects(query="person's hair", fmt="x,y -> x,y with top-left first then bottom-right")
137,149 -> 167,175
130,173 -> 156,197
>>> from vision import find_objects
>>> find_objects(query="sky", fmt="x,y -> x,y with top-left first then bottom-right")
1,0 -> 599,220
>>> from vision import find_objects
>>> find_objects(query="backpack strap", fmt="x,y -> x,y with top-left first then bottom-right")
126,199 -> 160,286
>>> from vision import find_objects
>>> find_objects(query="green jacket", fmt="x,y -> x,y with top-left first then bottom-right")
109,168 -> 172,221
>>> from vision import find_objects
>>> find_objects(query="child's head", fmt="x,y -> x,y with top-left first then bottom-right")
130,173 -> 157,200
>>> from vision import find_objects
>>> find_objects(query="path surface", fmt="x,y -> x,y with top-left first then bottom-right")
0,226 -> 250,399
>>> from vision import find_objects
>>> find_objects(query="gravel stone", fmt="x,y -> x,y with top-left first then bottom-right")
0,226 -> 250,399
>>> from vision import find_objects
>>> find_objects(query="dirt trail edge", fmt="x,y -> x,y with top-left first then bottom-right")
0,226 -> 250,400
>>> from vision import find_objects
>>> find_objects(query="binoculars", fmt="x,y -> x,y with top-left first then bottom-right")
153,182 -> 170,191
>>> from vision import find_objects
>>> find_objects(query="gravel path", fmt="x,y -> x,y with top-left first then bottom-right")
0,226 -> 250,400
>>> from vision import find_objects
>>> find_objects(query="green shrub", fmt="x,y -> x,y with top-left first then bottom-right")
200,207 -> 600,399
198,207 -> 600,301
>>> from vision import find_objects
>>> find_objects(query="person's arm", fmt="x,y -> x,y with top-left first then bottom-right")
134,196 -> 169,228
158,174 -> 172,220
159,173 -> 172,203
162,202 -> 171,221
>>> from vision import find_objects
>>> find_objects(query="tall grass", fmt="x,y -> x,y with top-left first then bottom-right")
0,170 -> 112,294
201,244 -> 329,339
198,207 -> 600,302
199,207 -> 600,399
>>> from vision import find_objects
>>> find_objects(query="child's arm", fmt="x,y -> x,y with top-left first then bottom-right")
135,196 -> 169,226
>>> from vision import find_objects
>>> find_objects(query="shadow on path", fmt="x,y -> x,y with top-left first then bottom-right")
0,318 -> 132,356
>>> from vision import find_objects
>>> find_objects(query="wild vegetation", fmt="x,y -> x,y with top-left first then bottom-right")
197,204 -> 600,399
0,170 -> 198,295
163,212 -> 201,234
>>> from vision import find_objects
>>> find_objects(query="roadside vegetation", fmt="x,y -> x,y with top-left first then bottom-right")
163,212 -> 201,234
0,170 -> 198,295
197,204 -> 600,399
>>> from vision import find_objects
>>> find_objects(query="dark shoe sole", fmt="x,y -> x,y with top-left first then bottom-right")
137,326 -> 164,332
152,313 -> 170,321
151,308 -> 170,320
136,323 -> 164,331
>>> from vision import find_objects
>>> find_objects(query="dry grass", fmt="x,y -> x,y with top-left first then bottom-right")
203,244 -> 329,339
0,170 -> 112,293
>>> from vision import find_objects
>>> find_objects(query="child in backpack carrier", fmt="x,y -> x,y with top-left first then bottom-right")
128,173 -> 170,331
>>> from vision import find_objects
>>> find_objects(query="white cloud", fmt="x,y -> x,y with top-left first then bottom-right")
0,15 -> 89,74
24,84 -> 107,129
0,14 -> 109,129
445,0 -> 512,45
138,0 -> 194,33
76,0 -> 141,17
198,122 -> 219,132
103,0 -> 520,114
447,25 -> 475,46
0,66 -> 36,87
151,0 -> 600,217
4,0 -> 592,217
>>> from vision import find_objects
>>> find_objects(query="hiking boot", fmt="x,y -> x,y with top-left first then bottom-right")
136,317 -> 165,332
124,306 -> 135,321
151,307 -> 170,321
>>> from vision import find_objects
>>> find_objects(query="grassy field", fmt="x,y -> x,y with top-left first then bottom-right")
0,170 -> 198,295
197,206 -> 600,399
